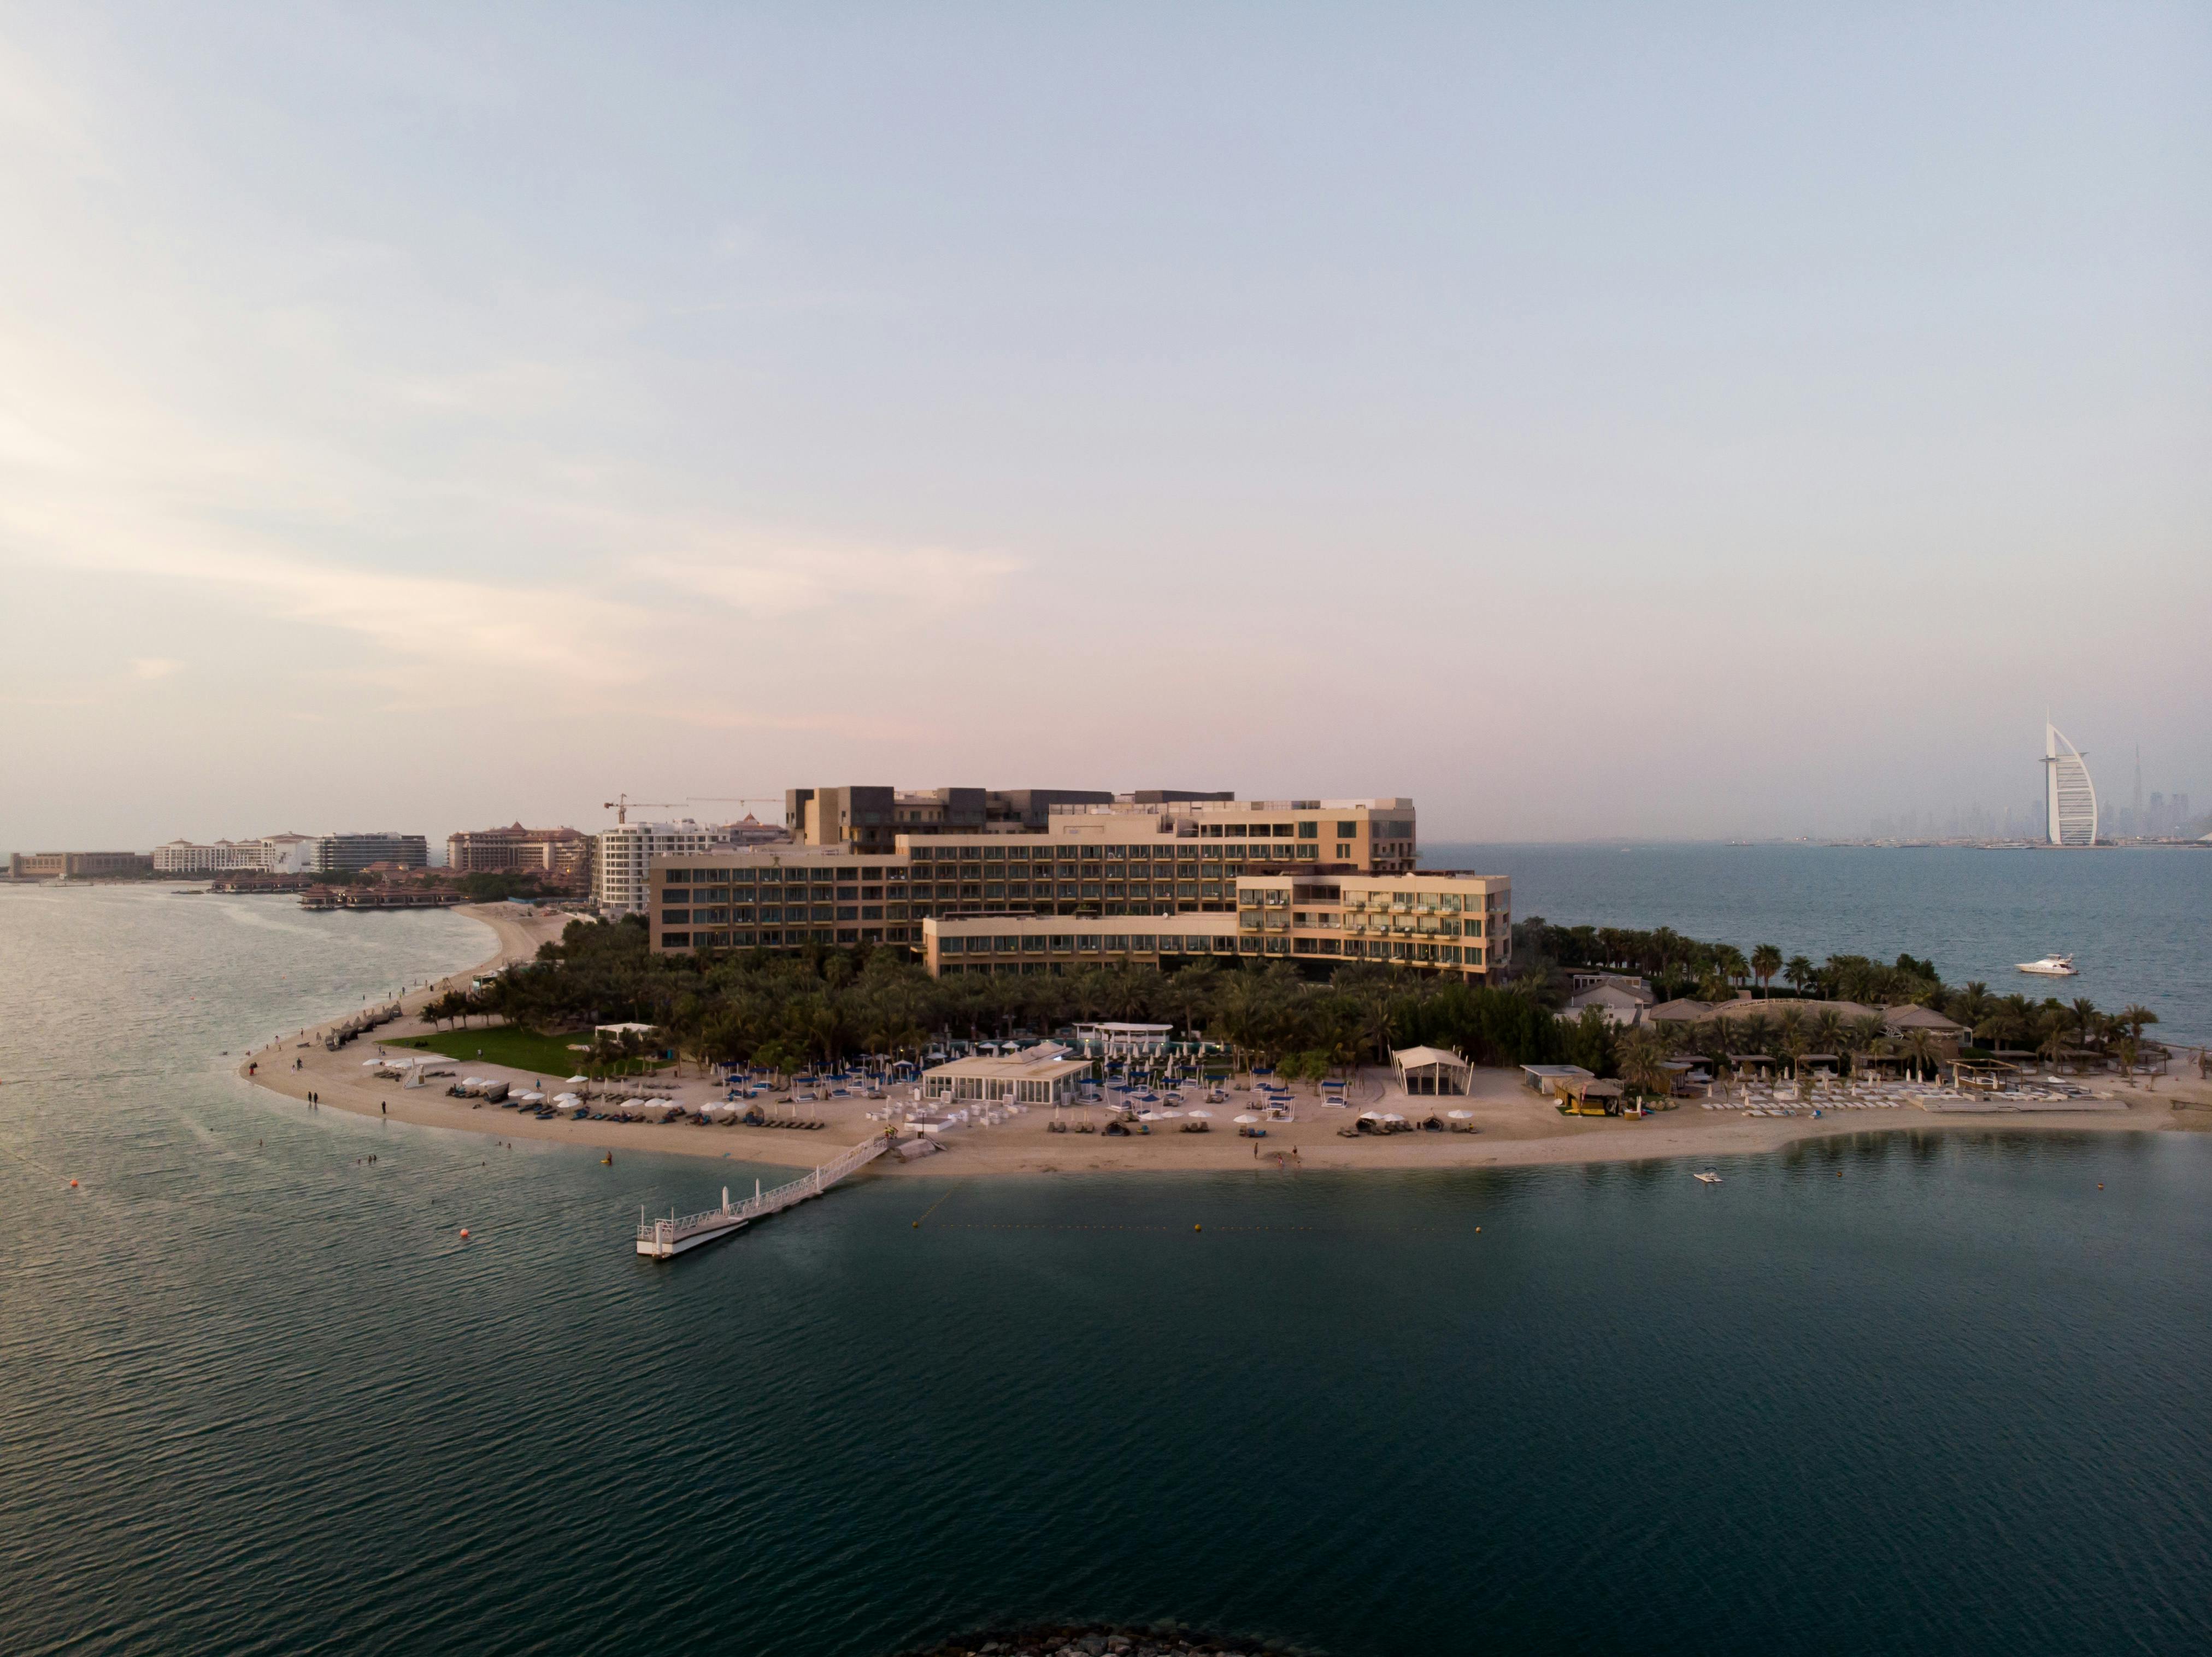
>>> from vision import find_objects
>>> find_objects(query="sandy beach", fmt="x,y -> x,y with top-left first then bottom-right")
240,906 -> 2212,1176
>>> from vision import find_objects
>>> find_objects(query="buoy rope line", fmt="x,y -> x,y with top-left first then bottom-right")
910,1181 -> 969,1228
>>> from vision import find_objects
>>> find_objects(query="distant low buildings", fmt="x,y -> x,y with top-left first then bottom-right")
446,824 -> 592,889
8,850 -> 152,879
154,839 -> 273,874
153,832 -> 419,875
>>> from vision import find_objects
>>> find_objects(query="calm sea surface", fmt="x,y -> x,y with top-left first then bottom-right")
1429,842 -> 2212,1047
3,886 -> 2209,1656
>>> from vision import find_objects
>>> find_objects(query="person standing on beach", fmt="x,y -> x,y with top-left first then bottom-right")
380,1101 -> 386,1115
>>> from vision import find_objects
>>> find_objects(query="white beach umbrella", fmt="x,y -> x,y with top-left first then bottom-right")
361,1058 -> 384,1066
1233,1113 -> 1260,1124
566,1075 -> 589,1084
1447,1109 -> 1473,1120
1187,1108 -> 1213,1119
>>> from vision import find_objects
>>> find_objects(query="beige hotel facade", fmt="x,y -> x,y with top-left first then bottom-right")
646,796 -> 1510,984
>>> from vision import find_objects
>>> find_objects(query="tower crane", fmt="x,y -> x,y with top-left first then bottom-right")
689,795 -> 783,819
602,794 -> 685,826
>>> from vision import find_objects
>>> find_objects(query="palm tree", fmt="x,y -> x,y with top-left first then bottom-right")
1735,1012 -> 1775,1062
1846,1014 -> 1887,1075
1617,1027 -> 1675,1103
1751,944 -> 1781,998
1952,981 -> 1993,1033
1775,1009 -> 1809,1078
1901,1029 -> 1940,1082
1812,1009 -> 1845,1059
1715,944 -> 1749,994
1782,955 -> 1814,998
2117,1004 -> 2159,1043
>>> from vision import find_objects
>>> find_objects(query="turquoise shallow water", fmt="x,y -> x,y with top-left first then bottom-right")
3,887 -> 2210,1655
1430,842 -> 2212,1047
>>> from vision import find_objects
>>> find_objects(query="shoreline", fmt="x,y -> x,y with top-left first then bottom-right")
241,912 -> 2212,1176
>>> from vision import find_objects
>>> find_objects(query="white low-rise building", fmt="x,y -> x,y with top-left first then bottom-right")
921,1043 -> 1090,1107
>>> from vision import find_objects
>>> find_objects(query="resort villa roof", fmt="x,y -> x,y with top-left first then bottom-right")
1646,996 -> 1961,1028
1521,1063 -> 1595,1090
1882,1005 -> 1967,1035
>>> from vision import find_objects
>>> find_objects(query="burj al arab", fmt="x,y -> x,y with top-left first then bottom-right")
2043,721 -> 2098,847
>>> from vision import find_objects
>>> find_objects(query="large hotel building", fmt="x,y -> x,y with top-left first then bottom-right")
645,794 -> 1510,983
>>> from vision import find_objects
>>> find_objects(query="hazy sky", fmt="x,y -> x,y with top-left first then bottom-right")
2,4 -> 2206,848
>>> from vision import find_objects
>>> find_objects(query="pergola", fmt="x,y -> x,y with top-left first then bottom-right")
1392,1045 -> 1472,1096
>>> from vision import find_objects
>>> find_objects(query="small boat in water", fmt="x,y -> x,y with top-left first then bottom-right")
2016,954 -> 2078,977
1693,1170 -> 1722,1185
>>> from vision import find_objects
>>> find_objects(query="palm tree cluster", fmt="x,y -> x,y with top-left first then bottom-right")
1956,990 -> 2160,1071
1513,918 -> 1953,1008
449,918 -> 1610,1080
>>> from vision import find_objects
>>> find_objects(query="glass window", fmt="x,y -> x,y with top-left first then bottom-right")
1298,821 -> 1319,839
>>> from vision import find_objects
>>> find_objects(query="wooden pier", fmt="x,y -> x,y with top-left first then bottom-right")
634,1134 -> 891,1259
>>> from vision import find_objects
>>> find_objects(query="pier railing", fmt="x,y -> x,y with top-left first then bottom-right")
637,1133 -> 891,1251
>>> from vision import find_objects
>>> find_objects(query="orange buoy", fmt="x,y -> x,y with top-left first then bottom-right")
70,1179 -> 79,1188
459,1228 -> 470,1239
1193,1223 -> 1202,1232
2097,1183 -> 2104,1190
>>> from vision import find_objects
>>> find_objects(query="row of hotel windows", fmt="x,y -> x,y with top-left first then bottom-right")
1238,888 -> 1493,913
913,846 -> 1334,866
667,882 -> 1226,901
660,892 -> 1234,925
662,927 -> 918,948
654,927 -> 1483,968
1242,912 -> 1491,937
934,935 -> 1483,963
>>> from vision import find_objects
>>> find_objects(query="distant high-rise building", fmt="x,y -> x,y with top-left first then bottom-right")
2043,722 -> 2098,847
310,833 -> 429,873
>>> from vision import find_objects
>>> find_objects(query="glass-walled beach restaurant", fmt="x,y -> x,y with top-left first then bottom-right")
920,1046 -> 1091,1107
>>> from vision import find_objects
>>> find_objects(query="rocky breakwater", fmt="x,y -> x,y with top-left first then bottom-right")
899,1627 -> 1319,1657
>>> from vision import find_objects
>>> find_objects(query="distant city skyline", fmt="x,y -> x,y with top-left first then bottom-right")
1,7 -> 2205,845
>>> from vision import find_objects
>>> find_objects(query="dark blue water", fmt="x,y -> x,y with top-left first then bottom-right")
1431,842 -> 2212,1047
4,888 -> 2210,1656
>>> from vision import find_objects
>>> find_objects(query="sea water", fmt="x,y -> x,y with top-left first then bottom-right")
2,886 -> 2208,1656
1429,842 -> 2212,1046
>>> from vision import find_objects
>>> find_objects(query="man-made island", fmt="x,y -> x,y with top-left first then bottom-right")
241,907 -> 2212,1175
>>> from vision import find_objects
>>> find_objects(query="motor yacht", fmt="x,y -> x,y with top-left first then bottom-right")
1693,1170 -> 1722,1185
2016,954 -> 2078,977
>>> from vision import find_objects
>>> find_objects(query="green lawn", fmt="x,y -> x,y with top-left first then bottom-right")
381,1027 -> 668,1080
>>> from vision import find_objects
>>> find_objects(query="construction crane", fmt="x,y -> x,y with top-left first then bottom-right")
602,794 -> 685,826
689,796 -> 781,817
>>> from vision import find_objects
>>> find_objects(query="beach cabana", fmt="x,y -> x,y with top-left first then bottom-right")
1392,1045 -> 1472,1096
1555,1078 -> 1625,1117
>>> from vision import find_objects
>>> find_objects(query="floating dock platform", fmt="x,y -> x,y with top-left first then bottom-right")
635,1135 -> 890,1259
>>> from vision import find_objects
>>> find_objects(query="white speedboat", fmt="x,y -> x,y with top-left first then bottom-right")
2016,954 -> 2078,977
1693,1170 -> 1722,1185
